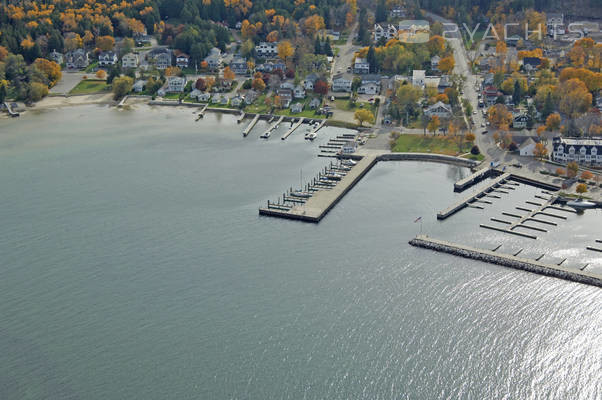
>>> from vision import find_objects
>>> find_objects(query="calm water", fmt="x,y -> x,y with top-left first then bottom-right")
1,105 -> 601,400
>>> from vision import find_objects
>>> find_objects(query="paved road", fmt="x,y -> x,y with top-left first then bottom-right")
50,71 -> 87,94
331,22 -> 359,80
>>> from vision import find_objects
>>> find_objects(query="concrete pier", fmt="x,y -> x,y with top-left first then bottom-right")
281,118 -> 305,140
243,114 -> 260,137
3,102 -> 19,117
260,116 -> 284,139
454,168 -> 493,192
259,155 -> 378,222
409,235 -> 602,288
437,173 -> 511,220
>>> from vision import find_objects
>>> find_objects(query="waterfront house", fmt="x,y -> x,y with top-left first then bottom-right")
204,48 -> 222,70
98,51 -> 118,67
230,57 -> 248,75
244,90 -> 258,105
256,42 -> 278,58
294,85 -> 306,99
148,48 -> 172,70
65,49 -> 89,69
166,76 -> 186,93
552,137 -> 602,166
424,101 -> 452,118
309,97 -> 321,110
291,102 -> 303,113
332,73 -> 352,92
231,95 -> 243,107
198,92 -> 211,102
49,50 -> 63,65
219,95 -> 229,105
276,88 -> 293,108
354,58 -> 370,74
212,93 -> 221,103
176,53 -> 189,68
122,53 -> 139,69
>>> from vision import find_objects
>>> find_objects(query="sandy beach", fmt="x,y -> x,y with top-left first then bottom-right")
30,93 -> 115,110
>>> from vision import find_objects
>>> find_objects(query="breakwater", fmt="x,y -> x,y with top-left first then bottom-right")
409,235 -> 602,288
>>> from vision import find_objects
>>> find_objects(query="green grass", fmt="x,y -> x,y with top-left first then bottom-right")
84,62 -> 99,73
391,134 -> 473,155
334,99 -> 377,114
68,79 -> 109,95
243,93 -> 270,114
463,153 -> 486,161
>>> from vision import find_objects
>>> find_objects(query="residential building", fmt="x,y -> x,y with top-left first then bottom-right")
294,85 -> 306,99
49,50 -> 63,65
148,48 -> 172,70
166,76 -> 186,92
431,55 -> 440,71
390,6 -> 406,18
374,24 -> 398,43
412,70 -> 426,88
276,88 -> 293,107
483,86 -> 501,106
309,97 -> 321,109
231,95 -> 243,107
522,57 -> 541,71
437,75 -> 452,93
304,73 -> 319,90
244,90 -> 258,105
513,113 -> 529,129
518,137 -> 538,156
176,53 -> 189,68
358,81 -> 380,95
291,102 -> 303,113
204,48 -> 222,70
552,137 -> 602,165
230,57 -> 248,75
332,74 -> 352,92
132,80 -> 146,93
424,101 -> 452,118
256,41 -> 278,58
354,58 -> 370,74
122,53 -> 139,69
98,51 -> 118,66
547,13 -> 564,28
65,49 -> 89,69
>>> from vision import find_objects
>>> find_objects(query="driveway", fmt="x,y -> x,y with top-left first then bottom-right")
50,71 -> 87,94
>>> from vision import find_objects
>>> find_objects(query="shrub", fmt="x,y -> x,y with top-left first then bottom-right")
242,79 -> 252,90
471,145 -> 480,155
508,142 -> 518,151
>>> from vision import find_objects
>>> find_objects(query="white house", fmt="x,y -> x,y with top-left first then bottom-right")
176,53 -> 189,68
294,85 -> 306,99
332,74 -> 352,92
374,24 -> 398,43
256,42 -> 278,58
412,70 -> 426,88
166,76 -> 186,92
513,113 -> 529,129
122,53 -> 139,69
204,48 -> 222,70
304,73 -> 319,90
49,50 -> 63,64
519,137 -> 538,156
424,101 -> 452,118
65,49 -> 89,69
98,51 -> 118,66
132,80 -> 146,93
358,82 -> 379,95
354,58 -> 370,74
291,102 -> 303,113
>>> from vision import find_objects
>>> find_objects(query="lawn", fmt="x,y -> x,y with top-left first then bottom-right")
391,134 -> 473,156
69,79 -> 109,95
334,99 -> 377,114
84,61 -> 98,73
244,93 -> 270,114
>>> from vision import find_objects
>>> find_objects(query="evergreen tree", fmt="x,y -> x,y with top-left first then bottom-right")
542,91 -> 554,118
324,38 -> 333,57
314,37 -> 322,55
367,46 -> 377,73
512,80 -> 521,105
375,0 -> 387,23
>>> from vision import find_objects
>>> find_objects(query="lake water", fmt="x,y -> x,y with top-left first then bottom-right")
1,105 -> 601,399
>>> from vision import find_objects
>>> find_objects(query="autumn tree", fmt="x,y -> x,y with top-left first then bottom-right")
223,66 -> 235,81
576,183 -> 587,196
277,41 -> 294,63
556,168 -> 565,176
313,80 -> 328,95
195,78 -> 206,91
581,171 -> 593,181
165,66 -> 181,76
438,56 -> 455,74
427,116 -> 440,134
112,76 -> 133,100
488,104 -> 512,128
28,82 -> 48,102
545,113 -> 561,131
567,161 -> 579,178
303,15 -> 325,37
96,36 -> 115,52
252,77 -> 266,91
96,69 -> 107,79
354,109 -> 374,126
557,79 -> 593,118
533,142 -> 548,159
465,132 -> 476,143
33,58 -> 62,87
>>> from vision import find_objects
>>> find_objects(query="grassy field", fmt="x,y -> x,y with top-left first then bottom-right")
69,79 -> 109,95
391,134 -> 473,155
333,99 -> 377,114
244,93 -> 270,114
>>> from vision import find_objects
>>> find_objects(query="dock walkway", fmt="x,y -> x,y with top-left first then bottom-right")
3,102 -> 19,117
410,235 -> 602,288
281,118 -> 305,140
243,114 -> 260,137
437,173 -> 510,220
454,168 -> 493,192
260,116 -> 284,139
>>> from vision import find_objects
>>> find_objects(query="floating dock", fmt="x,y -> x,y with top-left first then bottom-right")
281,118 -> 305,140
409,235 -> 602,288
437,173 -> 511,220
259,155 -> 377,222
3,102 -> 19,117
242,114 -> 260,137
237,111 -> 245,123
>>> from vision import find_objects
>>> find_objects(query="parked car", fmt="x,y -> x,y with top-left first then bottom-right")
481,130 -> 488,135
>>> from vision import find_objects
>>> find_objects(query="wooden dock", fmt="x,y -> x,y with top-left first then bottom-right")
281,118 -> 305,140
3,102 -> 19,117
242,114 -> 260,137
437,173 -> 510,220
259,155 -> 378,222
409,235 -> 602,288
236,111 -> 245,123
260,116 -> 284,139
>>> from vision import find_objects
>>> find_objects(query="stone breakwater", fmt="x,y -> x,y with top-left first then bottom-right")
409,235 -> 602,288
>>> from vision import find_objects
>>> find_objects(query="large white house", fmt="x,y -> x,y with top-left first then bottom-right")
552,137 -> 602,166
424,101 -> 452,118
122,53 -> 139,69
332,74 -> 352,92
256,42 -> 278,58
374,24 -> 398,42
412,70 -> 426,88
98,51 -> 118,66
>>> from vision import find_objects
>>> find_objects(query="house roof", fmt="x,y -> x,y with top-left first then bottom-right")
519,137 -> 536,150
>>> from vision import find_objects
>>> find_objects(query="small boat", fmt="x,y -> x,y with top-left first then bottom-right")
567,199 -> 597,210
342,159 -> 357,166
305,132 -> 317,140
290,191 -> 312,199
324,173 -> 343,181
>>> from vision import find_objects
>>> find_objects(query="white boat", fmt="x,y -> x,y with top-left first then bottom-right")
305,132 -> 317,140
567,199 -> 597,210
290,191 -> 312,199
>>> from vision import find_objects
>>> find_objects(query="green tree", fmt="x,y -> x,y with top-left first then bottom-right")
354,109 -> 374,126
112,76 -> 133,100
27,82 -> 48,102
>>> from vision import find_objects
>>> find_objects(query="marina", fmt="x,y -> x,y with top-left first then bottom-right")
260,116 -> 284,139
281,117 -> 305,140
